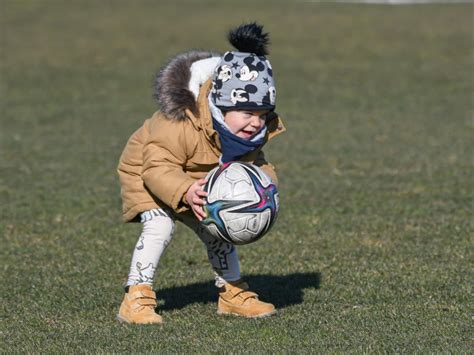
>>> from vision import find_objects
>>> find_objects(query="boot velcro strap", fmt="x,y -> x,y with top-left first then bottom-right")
227,282 -> 250,298
131,290 -> 156,299
131,299 -> 157,310
239,291 -> 258,301
137,298 -> 157,307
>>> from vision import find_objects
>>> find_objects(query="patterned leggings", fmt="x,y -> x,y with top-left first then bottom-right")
126,208 -> 241,288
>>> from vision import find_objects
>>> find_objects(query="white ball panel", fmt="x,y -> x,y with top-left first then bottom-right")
232,180 -> 258,200
223,213 -> 249,233
224,166 -> 249,182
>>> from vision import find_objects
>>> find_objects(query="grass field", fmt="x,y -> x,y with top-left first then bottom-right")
1,1 -> 473,352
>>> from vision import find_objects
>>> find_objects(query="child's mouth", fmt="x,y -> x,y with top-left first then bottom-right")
240,130 -> 255,139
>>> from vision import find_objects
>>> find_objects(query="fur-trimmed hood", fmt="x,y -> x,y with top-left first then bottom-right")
154,50 -> 221,120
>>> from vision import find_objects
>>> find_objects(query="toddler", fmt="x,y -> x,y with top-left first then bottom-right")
117,23 -> 285,324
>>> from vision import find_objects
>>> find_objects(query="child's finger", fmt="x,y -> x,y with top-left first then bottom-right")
193,206 -> 205,221
197,178 -> 207,187
195,189 -> 208,197
193,196 -> 206,205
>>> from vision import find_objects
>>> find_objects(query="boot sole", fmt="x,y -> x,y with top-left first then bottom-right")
116,314 -> 163,325
217,309 -> 277,319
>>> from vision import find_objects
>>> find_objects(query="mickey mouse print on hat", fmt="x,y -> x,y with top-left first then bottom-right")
210,22 -> 276,111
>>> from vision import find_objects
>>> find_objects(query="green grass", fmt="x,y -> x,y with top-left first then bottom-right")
1,0 -> 473,352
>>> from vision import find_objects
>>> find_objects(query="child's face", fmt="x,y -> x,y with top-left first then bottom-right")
223,109 -> 269,140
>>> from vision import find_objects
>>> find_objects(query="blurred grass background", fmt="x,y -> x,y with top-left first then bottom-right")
1,0 -> 473,352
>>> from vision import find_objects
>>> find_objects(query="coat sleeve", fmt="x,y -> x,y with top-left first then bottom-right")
253,150 -> 279,186
142,118 -> 195,211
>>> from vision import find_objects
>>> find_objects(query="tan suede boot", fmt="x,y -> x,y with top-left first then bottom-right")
117,284 -> 162,324
217,280 -> 276,318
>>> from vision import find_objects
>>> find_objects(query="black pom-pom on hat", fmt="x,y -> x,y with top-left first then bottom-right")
227,22 -> 270,56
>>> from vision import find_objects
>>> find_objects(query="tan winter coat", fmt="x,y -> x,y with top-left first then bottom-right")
117,51 -> 285,222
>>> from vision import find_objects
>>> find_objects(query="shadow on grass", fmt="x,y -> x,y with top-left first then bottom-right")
156,272 -> 321,311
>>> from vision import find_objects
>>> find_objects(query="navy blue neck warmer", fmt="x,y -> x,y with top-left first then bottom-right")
212,116 -> 265,163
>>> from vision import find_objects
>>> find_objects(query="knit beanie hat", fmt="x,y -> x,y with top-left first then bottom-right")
210,23 -> 276,111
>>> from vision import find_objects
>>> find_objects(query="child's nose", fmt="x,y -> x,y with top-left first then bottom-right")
251,116 -> 262,127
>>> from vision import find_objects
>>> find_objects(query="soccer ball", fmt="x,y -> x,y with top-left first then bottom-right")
201,162 -> 279,245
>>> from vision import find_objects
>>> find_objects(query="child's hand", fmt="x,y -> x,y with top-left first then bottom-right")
185,178 -> 208,221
